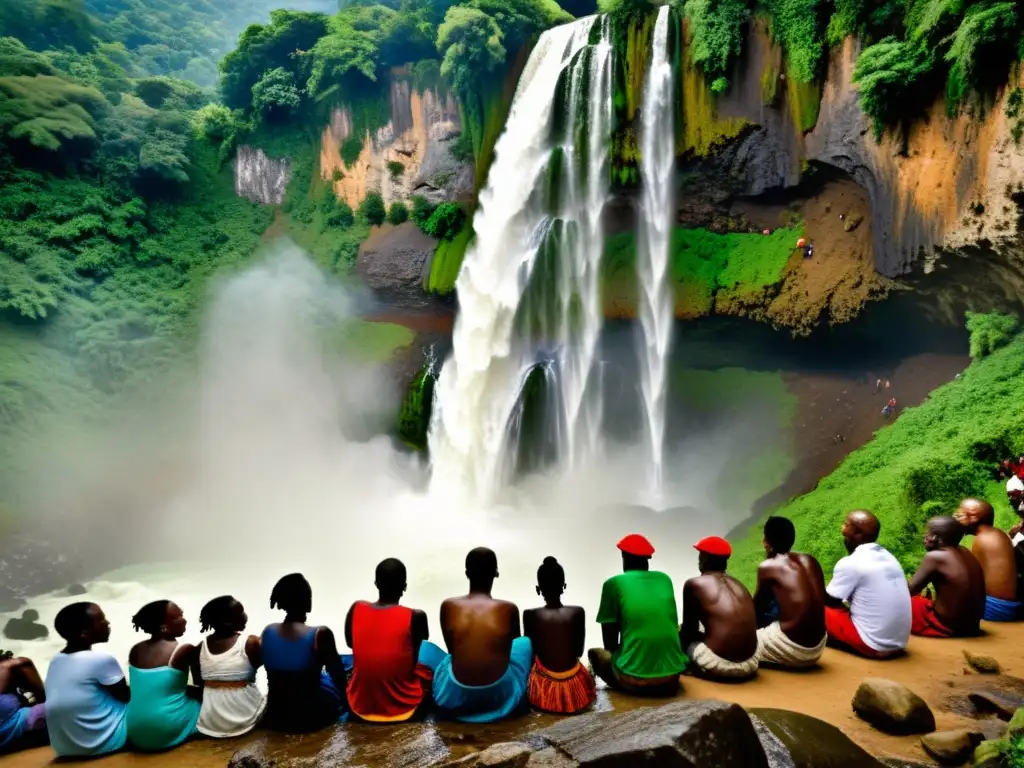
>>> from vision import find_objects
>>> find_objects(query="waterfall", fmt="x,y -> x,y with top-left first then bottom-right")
428,16 -> 612,502
635,5 -> 676,499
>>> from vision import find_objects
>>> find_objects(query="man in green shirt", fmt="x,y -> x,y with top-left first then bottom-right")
587,534 -> 687,696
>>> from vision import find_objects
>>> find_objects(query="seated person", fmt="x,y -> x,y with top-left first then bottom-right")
907,517 -> 985,637
753,517 -> 827,668
45,602 -> 130,758
3,610 -> 48,642
193,596 -> 265,739
681,537 -> 759,680
261,573 -> 348,732
824,511 -> 911,659
957,498 -> 1021,621
0,656 -> 47,755
523,557 -> 595,715
1008,477 -> 1024,602
423,547 -> 531,723
589,535 -> 686,696
344,558 -> 434,723
126,600 -> 200,751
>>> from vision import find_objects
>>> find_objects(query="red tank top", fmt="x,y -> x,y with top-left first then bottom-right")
347,602 -> 424,722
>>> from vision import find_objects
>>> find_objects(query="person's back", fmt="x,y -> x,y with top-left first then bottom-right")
424,547 -> 533,724
442,596 -> 516,686
524,557 -> 594,715
195,596 -> 265,739
956,498 -> 1021,621
45,603 -> 129,758
931,546 -> 985,633
763,554 -> 826,646
691,572 -> 758,661
602,570 -> 683,677
125,600 -> 200,752
345,558 -> 432,724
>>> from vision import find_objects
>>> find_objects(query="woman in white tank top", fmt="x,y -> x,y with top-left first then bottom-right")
192,597 -> 266,738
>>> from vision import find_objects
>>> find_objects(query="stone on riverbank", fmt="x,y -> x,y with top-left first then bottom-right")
228,742 -> 277,768
749,707 -> 885,767
538,699 -> 771,767
442,742 -> 534,768
920,729 -> 984,765
852,678 -> 936,735
968,690 -> 1024,722
964,651 -> 1001,675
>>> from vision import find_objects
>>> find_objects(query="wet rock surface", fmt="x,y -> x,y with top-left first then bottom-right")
748,707 -> 885,768
0,532 -> 84,612
852,678 -> 936,735
920,729 -> 984,765
356,223 -> 439,309
234,146 -> 290,205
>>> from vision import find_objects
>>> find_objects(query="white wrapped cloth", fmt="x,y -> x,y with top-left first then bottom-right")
756,622 -> 826,669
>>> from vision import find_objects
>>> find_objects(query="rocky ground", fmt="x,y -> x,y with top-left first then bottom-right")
5,623 -> 1023,767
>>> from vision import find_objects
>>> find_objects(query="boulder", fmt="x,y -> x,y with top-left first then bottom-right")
538,699 -> 770,767
447,743 -> 533,768
968,690 -> 1024,721
749,708 -> 885,767
852,678 -> 936,735
525,748 -> 577,768
67,583 -> 87,596
356,222 -> 437,309
920,729 -> 984,765
228,742 -> 277,768
964,651 -> 1001,675
2,610 -> 49,641
971,739 -> 1006,768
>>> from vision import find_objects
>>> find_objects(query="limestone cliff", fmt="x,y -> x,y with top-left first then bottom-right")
234,146 -> 291,205
319,69 -> 474,210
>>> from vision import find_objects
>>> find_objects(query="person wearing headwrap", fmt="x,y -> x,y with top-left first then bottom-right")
955,499 -> 1021,621
589,535 -> 686,696
523,557 -> 595,715
681,537 -> 759,680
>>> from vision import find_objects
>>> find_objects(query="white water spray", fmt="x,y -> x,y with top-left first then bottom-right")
636,5 -> 676,499
429,17 -> 612,502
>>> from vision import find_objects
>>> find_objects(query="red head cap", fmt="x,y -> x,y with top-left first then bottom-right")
617,534 -> 655,557
694,536 -> 732,557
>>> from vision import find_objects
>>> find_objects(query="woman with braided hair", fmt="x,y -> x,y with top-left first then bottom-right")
125,600 -> 200,751
194,596 -> 265,738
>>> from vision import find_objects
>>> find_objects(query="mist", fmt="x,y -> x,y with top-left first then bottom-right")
1,239 -> 784,669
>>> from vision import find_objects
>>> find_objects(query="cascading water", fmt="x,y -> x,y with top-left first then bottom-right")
428,16 -> 613,502
635,5 -> 676,500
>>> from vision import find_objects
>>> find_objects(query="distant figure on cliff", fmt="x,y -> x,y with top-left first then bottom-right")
344,558 -> 434,723
681,537 -> 759,680
427,548 -> 531,723
955,499 -> 1021,621
261,574 -> 348,732
882,397 -> 896,419
823,511 -> 911,659
590,535 -> 686,696
523,557 -> 595,715
753,517 -> 827,669
0,655 -> 48,754
3,610 -> 48,642
907,517 -> 985,637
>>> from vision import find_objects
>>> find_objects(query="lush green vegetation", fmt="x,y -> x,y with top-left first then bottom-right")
732,315 -> 1024,588
603,225 -> 803,314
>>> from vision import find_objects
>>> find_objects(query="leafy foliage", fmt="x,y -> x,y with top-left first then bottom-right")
387,201 -> 410,224
684,0 -> 750,89
966,311 -> 1019,359
358,190 -> 387,225
437,6 -> 506,94
252,66 -> 302,120
422,201 -> 466,240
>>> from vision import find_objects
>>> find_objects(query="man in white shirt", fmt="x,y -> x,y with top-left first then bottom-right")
823,510 -> 911,658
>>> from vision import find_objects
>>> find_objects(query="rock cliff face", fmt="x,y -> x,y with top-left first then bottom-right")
320,71 -> 474,210
234,146 -> 291,205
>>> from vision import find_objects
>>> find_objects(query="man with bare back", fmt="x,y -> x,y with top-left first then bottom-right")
956,498 -> 1022,621
523,557 -> 594,714
907,516 -> 985,637
680,537 -> 759,680
753,516 -> 827,668
428,547 -> 532,723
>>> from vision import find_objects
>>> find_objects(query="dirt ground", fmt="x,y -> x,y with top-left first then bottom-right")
4,624 -> 1021,768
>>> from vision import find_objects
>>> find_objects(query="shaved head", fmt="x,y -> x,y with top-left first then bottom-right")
842,510 -> 880,553
925,516 -> 964,550
956,498 -> 994,532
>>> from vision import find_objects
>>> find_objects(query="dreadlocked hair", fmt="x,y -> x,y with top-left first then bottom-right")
200,595 -> 238,632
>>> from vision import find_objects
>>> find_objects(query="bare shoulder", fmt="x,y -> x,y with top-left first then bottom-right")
567,604 -> 585,618
497,598 -> 520,613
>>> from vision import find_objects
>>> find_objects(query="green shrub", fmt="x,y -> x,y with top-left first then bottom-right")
387,201 -> 409,225
341,135 -> 364,167
386,160 -> 405,180
327,201 -> 355,228
684,0 -> 750,87
411,195 -> 436,227
358,191 -> 387,226
423,202 -> 466,240
966,311 -> 1019,359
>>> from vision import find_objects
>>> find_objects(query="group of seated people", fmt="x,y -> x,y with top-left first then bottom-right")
2,488 -> 1022,759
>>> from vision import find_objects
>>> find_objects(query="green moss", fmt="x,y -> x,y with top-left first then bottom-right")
732,330 -> 1024,588
602,225 -> 803,316
324,320 -> 415,363
680,36 -> 751,156
426,224 -> 474,295
762,64 -> 779,105
396,364 -> 436,451
786,70 -> 821,133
